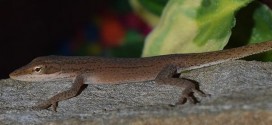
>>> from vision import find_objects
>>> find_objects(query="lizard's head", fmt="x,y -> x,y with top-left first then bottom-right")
9,56 -> 62,82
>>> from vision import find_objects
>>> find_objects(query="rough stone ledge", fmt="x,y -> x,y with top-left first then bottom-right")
1,60 -> 272,125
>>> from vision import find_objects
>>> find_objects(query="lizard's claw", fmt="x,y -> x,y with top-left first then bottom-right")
175,88 -> 210,105
32,101 -> 58,112
51,102 -> 58,112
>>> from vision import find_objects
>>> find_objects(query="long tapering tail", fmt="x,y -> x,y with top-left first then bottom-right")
176,40 -> 272,70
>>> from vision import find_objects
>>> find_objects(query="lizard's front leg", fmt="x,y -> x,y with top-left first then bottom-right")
155,65 -> 209,104
33,74 -> 86,112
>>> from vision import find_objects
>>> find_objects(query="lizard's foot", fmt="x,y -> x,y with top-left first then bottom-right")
176,87 -> 210,105
154,65 -> 210,106
31,74 -> 85,112
32,101 -> 58,112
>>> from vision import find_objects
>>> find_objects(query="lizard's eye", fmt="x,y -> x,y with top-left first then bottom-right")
33,66 -> 43,73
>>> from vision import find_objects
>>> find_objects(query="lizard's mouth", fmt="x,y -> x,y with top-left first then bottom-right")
9,67 -> 31,81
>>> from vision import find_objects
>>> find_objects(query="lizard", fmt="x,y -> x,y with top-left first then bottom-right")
9,40 -> 272,112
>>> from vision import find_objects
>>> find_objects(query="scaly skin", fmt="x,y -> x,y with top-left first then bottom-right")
9,41 -> 272,112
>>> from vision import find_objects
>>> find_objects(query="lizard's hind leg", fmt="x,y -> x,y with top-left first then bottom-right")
155,65 -> 209,105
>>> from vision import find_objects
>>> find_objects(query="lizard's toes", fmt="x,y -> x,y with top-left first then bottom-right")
175,88 -> 209,105
32,101 -> 58,112
175,94 -> 198,105
176,96 -> 186,105
193,89 -> 210,97
32,102 -> 51,110
52,102 -> 58,112
32,101 -> 59,112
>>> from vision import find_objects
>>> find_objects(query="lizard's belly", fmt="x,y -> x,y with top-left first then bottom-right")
84,71 -> 158,85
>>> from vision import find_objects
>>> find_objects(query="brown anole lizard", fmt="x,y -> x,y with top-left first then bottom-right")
9,41 -> 272,112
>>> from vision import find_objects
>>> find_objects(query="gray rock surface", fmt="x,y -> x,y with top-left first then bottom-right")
1,60 -> 272,125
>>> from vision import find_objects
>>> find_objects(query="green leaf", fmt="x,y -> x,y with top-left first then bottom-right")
138,0 -> 168,16
227,1 -> 272,61
142,0 -> 253,57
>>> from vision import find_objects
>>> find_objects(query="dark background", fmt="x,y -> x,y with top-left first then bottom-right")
0,0 -> 134,79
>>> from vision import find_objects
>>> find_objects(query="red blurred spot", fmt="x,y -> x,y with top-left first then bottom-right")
100,16 -> 125,47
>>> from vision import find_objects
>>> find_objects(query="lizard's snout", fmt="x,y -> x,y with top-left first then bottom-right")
9,68 -> 31,81
9,70 -> 18,79
9,67 -> 25,80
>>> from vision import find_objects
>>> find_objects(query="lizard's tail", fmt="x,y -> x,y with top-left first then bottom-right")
177,40 -> 272,70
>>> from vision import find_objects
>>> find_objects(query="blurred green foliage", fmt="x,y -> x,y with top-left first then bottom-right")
136,0 -> 272,61
138,0 -> 168,16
